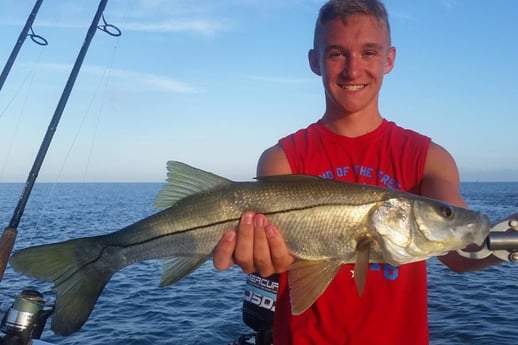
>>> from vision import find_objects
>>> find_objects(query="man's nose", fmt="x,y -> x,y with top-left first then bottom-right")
342,55 -> 361,79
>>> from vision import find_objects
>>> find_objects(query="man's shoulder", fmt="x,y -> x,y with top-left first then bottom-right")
385,120 -> 430,141
285,121 -> 322,137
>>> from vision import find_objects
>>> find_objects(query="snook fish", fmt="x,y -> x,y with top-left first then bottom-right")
10,161 -> 490,336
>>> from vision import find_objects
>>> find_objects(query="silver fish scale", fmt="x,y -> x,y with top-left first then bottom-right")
95,177 -> 485,269
101,178 -> 395,266
267,203 -> 380,261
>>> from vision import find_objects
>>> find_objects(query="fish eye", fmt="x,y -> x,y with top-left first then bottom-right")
440,206 -> 453,218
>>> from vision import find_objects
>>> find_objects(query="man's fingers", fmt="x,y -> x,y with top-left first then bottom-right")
213,212 -> 293,276
213,230 -> 236,271
252,214 -> 274,276
266,223 -> 294,271
233,212 -> 256,273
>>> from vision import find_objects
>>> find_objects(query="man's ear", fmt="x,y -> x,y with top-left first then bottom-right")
308,49 -> 321,76
384,46 -> 396,74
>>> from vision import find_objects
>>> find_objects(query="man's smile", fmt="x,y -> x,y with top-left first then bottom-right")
338,83 -> 367,91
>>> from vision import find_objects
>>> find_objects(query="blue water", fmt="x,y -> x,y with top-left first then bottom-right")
0,182 -> 517,344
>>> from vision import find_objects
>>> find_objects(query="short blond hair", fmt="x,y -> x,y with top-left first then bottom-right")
313,0 -> 391,49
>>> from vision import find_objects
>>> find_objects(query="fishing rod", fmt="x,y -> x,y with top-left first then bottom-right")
0,0 -> 47,93
0,0 -> 121,283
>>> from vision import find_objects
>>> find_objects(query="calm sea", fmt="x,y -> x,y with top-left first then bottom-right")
0,182 -> 517,345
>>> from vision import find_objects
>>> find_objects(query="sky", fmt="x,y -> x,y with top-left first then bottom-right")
0,0 -> 517,183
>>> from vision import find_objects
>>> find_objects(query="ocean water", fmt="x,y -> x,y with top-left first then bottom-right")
0,182 -> 517,344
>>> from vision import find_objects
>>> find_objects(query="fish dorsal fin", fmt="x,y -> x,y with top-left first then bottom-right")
255,174 -> 323,183
154,161 -> 232,208
287,260 -> 343,315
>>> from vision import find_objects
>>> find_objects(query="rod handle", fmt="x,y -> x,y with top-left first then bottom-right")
0,227 -> 18,281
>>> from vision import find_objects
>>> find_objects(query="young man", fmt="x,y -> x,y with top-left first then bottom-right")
214,0 -> 502,343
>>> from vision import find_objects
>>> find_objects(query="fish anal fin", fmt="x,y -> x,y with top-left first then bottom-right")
354,235 -> 372,296
287,260 -> 343,315
160,256 -> 208,287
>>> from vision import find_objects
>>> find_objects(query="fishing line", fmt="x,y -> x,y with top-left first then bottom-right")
9,10 -> 75,247
0,46 -> 47,181
25,3 -> 130,242
0,68 -> 34,121
30,27 -> 125,241
82,2 -> 131,182
11,3 -> 126,246
81,38 -> 123,182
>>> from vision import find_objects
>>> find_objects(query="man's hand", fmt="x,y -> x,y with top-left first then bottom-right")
213,211 -> 294,277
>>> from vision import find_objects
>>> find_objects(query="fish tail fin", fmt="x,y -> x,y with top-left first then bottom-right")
10,237 -> 112,336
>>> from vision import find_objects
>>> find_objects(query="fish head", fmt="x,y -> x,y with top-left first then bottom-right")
371,198 -> 490,265
412,199 -> 490,248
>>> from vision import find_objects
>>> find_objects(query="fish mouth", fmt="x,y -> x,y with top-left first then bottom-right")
431,213 -> 491,251
471,214 -> 491,246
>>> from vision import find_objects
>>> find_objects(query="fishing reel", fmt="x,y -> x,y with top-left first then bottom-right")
457,213 -> 518,262
0,289 -> 53,345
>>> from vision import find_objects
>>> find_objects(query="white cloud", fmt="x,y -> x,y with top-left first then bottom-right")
440,0 -> 460,10
246,75 -> 312,84
141,74 -> 197,93
88,66 -> 198,93
18,63 -> 197,94
123,19 -> 231,36
0,1 -> 232,36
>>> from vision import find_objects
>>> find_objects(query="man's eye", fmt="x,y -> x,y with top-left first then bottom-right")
364,50 -> 378,57
329,51 -> 345,58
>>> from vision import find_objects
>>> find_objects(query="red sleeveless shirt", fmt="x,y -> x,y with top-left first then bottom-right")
275,119 -> 431,345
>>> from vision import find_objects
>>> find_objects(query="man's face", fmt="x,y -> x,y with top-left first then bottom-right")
309,15 -> 395,117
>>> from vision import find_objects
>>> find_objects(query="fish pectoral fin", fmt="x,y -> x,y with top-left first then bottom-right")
287,260 -> 343,315
160,256 -> 208,287
354,236 -> 372,296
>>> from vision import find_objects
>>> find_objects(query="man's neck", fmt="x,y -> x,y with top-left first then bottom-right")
320,111 -> 383,138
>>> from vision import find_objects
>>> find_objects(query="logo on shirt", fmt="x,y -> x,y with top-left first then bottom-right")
318,164 -> 401,190
350,264 -> 399,281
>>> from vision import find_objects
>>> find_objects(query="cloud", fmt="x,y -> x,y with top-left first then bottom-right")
20,63 -> 197,94
109,1 -> 234,35
87,66 -> 198,93
390,10 -> 418,23
16,18 -> 229,36
123,19 -> 231,36
461,168 -> 518,182
0,1 -> 232,36
139,73 -> 197,93
440,0 -> 460,10
245,75 -> 312,84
